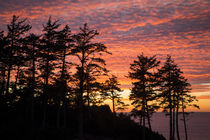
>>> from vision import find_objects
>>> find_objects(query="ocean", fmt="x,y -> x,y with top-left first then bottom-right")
150,112 -> 210,140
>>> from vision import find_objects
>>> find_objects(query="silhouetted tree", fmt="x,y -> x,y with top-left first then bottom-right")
174,73 -> 184,140
25,33 -> 40,123
177,78 -> 199,140
158,55 -> 200,140
158,55 -> 178,140
55,25 -> 73,128
0,30 -> 7,96
103,75 -> 125,115
72,23 -> 110,139
0,15 -> 168,140
84,65 -> 102,108
129,54 -> 160,133
39,17 -> 60,128
4,15 -> 31,101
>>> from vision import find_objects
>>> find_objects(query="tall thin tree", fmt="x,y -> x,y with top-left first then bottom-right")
39,17 -> 60,128
128,54 -> 160,140
103,75 -> 124,115
55,25 -> 73,128
158,55 -> 193,140
5,15 -> 31,100
72,23 -> 110,139
25,33 -> 40,123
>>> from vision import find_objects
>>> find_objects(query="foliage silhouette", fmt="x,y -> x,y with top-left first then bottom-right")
128,54 -> 160,140
103,74 -> 126,115
0,15 -> 199,140
158,55 -> 199,140
128,54 -> 160,130
72,23 -> 110,139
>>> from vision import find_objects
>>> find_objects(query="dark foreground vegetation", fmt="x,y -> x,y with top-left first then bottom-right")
0,104 -> 165,140
0,15 -> 199,140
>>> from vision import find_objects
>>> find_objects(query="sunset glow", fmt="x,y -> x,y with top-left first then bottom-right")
0,0 -> 209,111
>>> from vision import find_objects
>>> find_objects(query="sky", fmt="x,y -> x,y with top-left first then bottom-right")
0,0 -> 209,111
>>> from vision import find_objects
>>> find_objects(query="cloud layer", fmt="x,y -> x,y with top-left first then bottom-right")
0,0 -> 209,98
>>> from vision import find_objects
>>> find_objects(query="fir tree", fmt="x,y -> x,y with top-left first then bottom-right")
24,33 -> 40,123
39,16 -> 60,128
129,54 -> 160,132
55,25 -> 73,128
72,23 -> 110,139
4,15 -> 31,104
103,75 -> 125,115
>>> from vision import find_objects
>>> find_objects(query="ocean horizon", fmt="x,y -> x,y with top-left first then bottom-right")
150,112 -> 210,140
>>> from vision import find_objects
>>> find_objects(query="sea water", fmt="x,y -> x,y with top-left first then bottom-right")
150,112 -> 210,140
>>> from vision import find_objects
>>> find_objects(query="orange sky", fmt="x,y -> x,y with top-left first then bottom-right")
0,0 -> 209,112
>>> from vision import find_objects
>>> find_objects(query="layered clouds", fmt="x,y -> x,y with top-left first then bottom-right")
0,0 -> 209,102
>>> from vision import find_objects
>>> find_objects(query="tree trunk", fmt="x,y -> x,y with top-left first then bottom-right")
142,101 -> 146,140
86,81 -> 91,120
182,94 -> 188,140
31,43 -> 36,123
169,93 -> 173,140
31,48 -> 36,124
169,98 -> 173,140
61,48 -> 67,128
172,108 -> 175,140
42,60 -> 49,129
112,92 -> 115,115
172,93 -> 176,140
0,68 -> 6,95
146,103 -> 152,131
14,65 -> 20,91
87,87 -> 90,109
142,97 -> 146,128
78,50 -> 85,140
6,65 -> 12,97
142,122 -> 146,140
176,101 -> 180,140
6,31 -> 14,98
142,80 -> 146,140
183,110 -> 188,140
